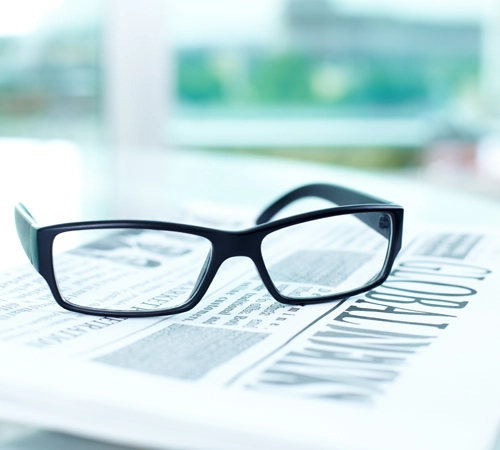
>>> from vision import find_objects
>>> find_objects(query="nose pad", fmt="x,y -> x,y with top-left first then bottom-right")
191,249 -> 213,294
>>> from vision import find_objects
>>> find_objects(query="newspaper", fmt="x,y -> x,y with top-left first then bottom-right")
0,208 -> 499,450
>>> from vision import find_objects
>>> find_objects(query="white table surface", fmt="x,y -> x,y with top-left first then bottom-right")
0,140 -> 499,449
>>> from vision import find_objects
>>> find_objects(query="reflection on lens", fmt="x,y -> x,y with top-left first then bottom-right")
261,212 -> 392,300
52,228 -> 212,313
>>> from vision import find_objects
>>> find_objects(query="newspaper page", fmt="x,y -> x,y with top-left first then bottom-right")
0,208 -> 499,450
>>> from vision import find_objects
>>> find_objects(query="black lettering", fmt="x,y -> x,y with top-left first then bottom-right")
366,290 -> 468,309
382,280 -> 477,297
334,302 -> 451,329
286,348 -> 405,365
395,260 -> 491,281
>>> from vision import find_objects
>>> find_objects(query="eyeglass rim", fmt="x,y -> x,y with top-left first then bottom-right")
16,207 -> 403,318
15,184 -> 403,317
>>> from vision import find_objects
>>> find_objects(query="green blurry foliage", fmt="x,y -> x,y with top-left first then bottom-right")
177,52 -> 225,103
175,50 -> 478,110
251,53 -> 314,103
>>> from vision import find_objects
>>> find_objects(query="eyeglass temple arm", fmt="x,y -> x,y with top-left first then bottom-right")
15,203 -> 40,270
256,183 -> 392,237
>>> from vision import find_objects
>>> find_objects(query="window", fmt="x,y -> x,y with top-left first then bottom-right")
0,0 -> 103,144
169,0 -> 484,167
0,0 -> 491,170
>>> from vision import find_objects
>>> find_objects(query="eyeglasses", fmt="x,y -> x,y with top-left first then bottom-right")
15,183 -> 403,317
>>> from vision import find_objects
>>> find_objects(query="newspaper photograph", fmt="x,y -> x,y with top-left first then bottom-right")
0,211 -> 499,450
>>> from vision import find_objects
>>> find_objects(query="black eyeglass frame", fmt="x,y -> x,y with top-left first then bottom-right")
15,183 -> 404,317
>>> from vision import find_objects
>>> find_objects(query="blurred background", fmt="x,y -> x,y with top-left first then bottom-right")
1,2 -> 500,444
0,0 -> 500,203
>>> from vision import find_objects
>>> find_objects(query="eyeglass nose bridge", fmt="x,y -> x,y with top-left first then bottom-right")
184,230 -> 276,314
190,231 -> 265,301
214,230 -> 263,262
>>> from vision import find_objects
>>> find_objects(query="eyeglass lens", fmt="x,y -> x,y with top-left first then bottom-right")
261,212 -> 393,300
51,212 -> 392,313
52,229 -> 212,313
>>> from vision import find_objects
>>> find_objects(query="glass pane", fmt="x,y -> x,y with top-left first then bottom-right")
171,0 -> 482,168
261,212 -> 392,299
0,0 -> 103,143
52,228 -> 212,313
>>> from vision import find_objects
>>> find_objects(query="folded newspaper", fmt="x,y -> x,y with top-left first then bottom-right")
0,204 -> 499,450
